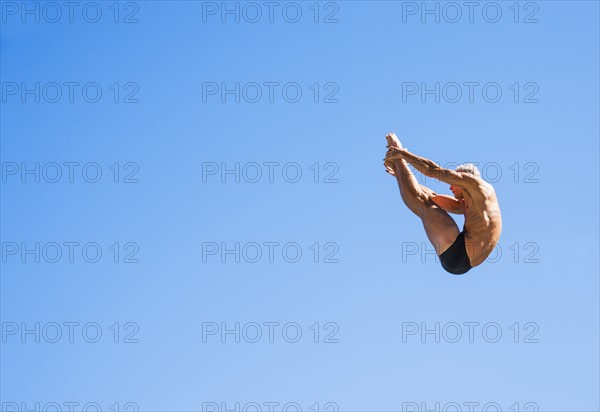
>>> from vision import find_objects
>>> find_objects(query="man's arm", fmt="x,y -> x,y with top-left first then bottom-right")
431,194 -> 464,214
387,147 -> 479,190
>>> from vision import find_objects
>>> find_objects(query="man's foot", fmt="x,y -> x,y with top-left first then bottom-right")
384,133 -> 403,176
386,132 -> 403,149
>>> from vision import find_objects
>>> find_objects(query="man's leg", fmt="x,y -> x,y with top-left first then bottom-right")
386,134 -> 460,255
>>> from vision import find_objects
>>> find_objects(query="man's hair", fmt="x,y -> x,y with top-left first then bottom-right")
455,163 -> 481,178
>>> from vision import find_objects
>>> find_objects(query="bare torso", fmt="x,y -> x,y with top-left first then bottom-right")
461,181 -> 502,266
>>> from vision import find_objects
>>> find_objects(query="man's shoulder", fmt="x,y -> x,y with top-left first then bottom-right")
465,178 -> 495,197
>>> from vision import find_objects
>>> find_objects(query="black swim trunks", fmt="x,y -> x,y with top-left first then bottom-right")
439,232 -> 472,275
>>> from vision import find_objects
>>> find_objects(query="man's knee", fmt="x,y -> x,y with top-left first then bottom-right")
416,189 -> 435,207
408,193 -> 435,217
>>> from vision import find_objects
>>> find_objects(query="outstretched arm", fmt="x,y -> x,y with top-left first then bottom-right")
387,147 -> 478,190
431,194 -> 464,214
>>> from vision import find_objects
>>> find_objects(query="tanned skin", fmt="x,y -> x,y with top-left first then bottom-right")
384,133 -> 502,267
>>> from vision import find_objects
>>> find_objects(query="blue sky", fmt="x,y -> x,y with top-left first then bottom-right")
1,1 -> 599,411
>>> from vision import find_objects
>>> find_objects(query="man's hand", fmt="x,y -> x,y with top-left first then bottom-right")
384,151 -> 396,175
384,146 -> 407,161
383,147 -> 407,176
384,133 -> 407,176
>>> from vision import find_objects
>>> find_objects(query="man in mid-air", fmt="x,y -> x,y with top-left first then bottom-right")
384,133 -> 502,275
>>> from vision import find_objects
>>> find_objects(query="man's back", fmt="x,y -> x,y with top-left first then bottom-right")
462,179 -> 502,266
